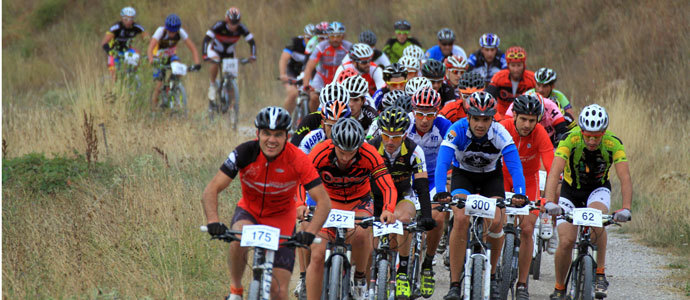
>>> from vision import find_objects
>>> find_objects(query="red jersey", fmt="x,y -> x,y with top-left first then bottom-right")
309,140 -> 396,213
438,99 -> 466,123
221,141 -> 321,219
486,69 -> 536,116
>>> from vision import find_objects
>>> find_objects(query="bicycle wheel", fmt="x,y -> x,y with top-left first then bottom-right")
376,258 -> 389,300
328,255 -> 344,300
470,255 -> 484,300
531,239 -> 543,280
171,84 -> 188,117
499,233 -> 516,299
229,78 -> 240,130
574,256 -> 594,300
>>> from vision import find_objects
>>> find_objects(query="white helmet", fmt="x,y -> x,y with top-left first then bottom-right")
405,77 -> 432,96
402,45 -> 424,61
342,75 -> 369,98
120,7 -> 136,18
578,104 -> 609,132
319,83 -> 350,108
349,43 -> 374,62
444,55 -> 468,70
398,55 -> 420,72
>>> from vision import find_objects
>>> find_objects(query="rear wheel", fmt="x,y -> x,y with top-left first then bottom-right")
470,256 -> 484,300
499,233 -> 516,299
532,239 -> 543,280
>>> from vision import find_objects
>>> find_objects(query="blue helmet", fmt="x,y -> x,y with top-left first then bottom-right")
165,14 -> 182,32
327,22 -> 346,35
479,33 -> 500,48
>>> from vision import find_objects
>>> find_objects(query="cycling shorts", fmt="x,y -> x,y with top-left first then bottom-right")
107,48 -> 137,70
205,43 -> 235,63
231,206 -> 296,271
450,166 -> 505,198
504,171 -> 540,216
556,183 -> 611,227
373,187 -> 418,217
320,196 -> 373,239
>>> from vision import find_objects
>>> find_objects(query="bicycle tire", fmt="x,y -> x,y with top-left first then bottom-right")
247,278 -> 261,300
172,84 -> 188,117
408,235 -> 422,299
471,255 -> 484,300
230,77 -> 240,130
574,256 -> 595,300
328,255 -> 344,300
499,233 -> 516,299
532,239 -> 543,280
376,258 -> 389,300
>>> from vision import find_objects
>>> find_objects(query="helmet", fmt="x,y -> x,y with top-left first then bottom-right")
327,22 -> 346,35
378,107 -> 411,133
505,46 -> 527,64
394,20 -> 411,31
405,77 -> 432,96
255,106 -> 292,130
331,118 -> 365,151
349,43 -> 374,62
120,7 -> 136,18
578,104 -> 609,132
395,95 -> 413,113
535,67 -> 557,85
512,94 -> 544,121
165,14 -> 182,32
315,21 -> 329,36
398,55 -> 420,72
304,24 -> 316,37
402,45 -> 424,61
319,83 -> 350,108
226,7 -> 241,23
444,55 -> 468,70
358,30 -> 377,46
342,75 -> 369,98
465,91 -> 497,117
421,59 -> 446,80
479,33 -> 500,48
382,90 -> 406,110
321,100 -> 352,121
335,68 -> 359,83
412,88 -> 441,109
437,28 -> 455,42
383,63 -> 407,81
458,72 -> 485,89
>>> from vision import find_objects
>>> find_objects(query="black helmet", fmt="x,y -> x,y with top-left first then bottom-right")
383,63 -> 407,81
358,30 -> 377,47
512,94 -> 543,121
394,94 -> 413,113
437,28 -> 455,42
331,118 -> 365,151
255,106 -> 292,130
382,90 -> 406,110
421,60 -> 446,80
394,20 -> 411,31
378,107 -> 410,133
458,72 -> 485,89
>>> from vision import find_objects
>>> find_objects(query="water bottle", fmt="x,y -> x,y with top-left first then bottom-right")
539,214 -> 553,240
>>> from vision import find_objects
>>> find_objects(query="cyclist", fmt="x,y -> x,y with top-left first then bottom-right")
302,22 -> 353,112
399,55 -> 422,80
291,83 -> 349,147
485,46 -> 536,118
357,30 -> 391,67
499,95 -> 554,300
407,88 -> 452,298
202,106 -> 332,300
333,43 -> 385,96
147,14 -> 201,109
434,91 -> 528,300
342,75 -> 378,131
467,33 -> 507,85
279,24 -> 314,113
422,59 -> 457,107
544,104 -> 632,300
526,68 -> 576,127
305,21 -> 329,55
366,90 -> 409,140
372,63 -> 407,110
425,28 -> 467,62
305,118 -> 397,300
443,55 -> 469,89
506,92 -> 569,146
101,7 -> 148,80
382,19 -> 423,64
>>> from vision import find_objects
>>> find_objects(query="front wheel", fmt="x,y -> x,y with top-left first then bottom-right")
470,255 -> 484,300
531,239 -> 543,280
376,259 -> 390,300
499,233 -> 516,299
573,255 -> 595,300
328,255 -> 344,300
170,84 -> 188,117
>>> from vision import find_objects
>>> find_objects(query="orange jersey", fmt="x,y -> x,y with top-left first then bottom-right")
438,99 -> 466,123
309,140 -> 397,213
486,69 -> 536,116
499,118 -> 554,175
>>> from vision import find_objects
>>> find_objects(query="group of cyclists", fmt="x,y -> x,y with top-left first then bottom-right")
139,11 -> 636,300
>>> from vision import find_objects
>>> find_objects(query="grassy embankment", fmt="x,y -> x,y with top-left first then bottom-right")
3,0 -> 689,298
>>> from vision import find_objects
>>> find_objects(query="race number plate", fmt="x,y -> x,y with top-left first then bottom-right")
170,61 -> 187,76
240,225 -> 281,251
323,209 -> 355,228
124,52 -> 140,66
572,208 -> 603,227
465,195 -> 497,218
372,220 -> 404,237
539,170 -> 547,191
222,58 -> 239,77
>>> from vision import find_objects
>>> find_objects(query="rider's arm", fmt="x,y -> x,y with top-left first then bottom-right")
201,35 -> 212,60
372,67 -> 386,90
147,36 -> 158,64
364,145 -> 397,214
410,145 -> 432,219
202,170 -> 233,223
302,49 -> 319,88
101,31 -> 114,53
375,52 -> 391,67
304,184 -> 332,233
544,157 -> 566,204
182,31 -> 201,65
247,38 -> 257,58
615,161 -> 633,210
434,145 -> 455,193
502,144 -> 526,195
537,126 -> 555,175
279,50 -> 291,81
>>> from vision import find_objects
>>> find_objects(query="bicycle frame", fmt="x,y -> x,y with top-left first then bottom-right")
463,214 -> 491,300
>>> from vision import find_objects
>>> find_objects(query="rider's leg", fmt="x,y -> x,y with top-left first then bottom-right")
487,206 -> 505,274
283,83 -> 298,113
308,91 -> 319,112
228,219 -> 254,290
350,211 -> 374,275
449,205 -> 470,282
587,189 -> 611,273
554,222 -> 577,288
517,213 -> 538,284
305,231 -> 329,300
151,80 -> 163,108
394,200 -> 416,259
425,208 -> 446,256
271,268 -> 293,300
297,221 -> 311,274
307,76 -> 324,112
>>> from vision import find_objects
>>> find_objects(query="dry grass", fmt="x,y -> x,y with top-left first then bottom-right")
2,0 -> 689,298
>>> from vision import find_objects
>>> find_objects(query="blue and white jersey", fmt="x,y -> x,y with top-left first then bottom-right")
298,128 -> 326,154
407,114 -> 452,191
425,45 -> 467,62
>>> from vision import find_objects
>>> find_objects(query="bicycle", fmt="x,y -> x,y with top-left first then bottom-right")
113,50 -> 143,93
211,57 -> 250,129
200,224 -> 320,300
367,219 -> 404,300
279,75 -> 309,134
402,220 -> 428,300
561,210 -> 629,300
529,210 -> 553,281
154,55 -> 200,117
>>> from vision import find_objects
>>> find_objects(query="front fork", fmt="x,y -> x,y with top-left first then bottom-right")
251,248 -> 274,300
462,249 -> 492,300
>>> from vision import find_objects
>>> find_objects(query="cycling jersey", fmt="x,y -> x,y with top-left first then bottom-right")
341,49 -> 391,68
309,140 -> 397,213
438,82 -> 459,107
298,128 -> 326,154
555,127 -> 627,189
505,91 -> 567,139
290,113 -> 323,146
382,37 -> 422,64
435,118 -> 525,194
202,21 -> 255,59
333,61 -> 385,95
425,45 -> 468,62
305,36 -> 320,55
283,36 -> 308,78
152,26 -> 188,55
485,69 -> 536,116
438,100 -> 466,123
106,21 -> 145,52
220,140 -> 322,219
407,115 -> 452,193
525,88 -> 572,112
309,40 -> 353,85
467,49 -> 507,84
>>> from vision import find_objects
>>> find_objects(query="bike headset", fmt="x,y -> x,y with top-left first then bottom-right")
383,63 -> 407,82
255,106 -> 292,130
322,100 -> 352,121
535,67 -> 557,85
464,91 -> 497,117
121,7 -> 136,18
402,45 -> 424,61
437,28 -> 455,43
358,30 -> 377,47
349,43 -> 374,63
378,107 -> 411,133
405,77 -> 432,96
342,75 -> 369,99
319,83 -> 350,109
398,55 -> 420,72
512,94 -> 544,122
578,104 -> 609,132
331,118 -> 365,152
421,59 -> 446,80
381,90 -> 406,110
479,33 -> 500,48
165,14 -> 182,32
411,87 -> 441,110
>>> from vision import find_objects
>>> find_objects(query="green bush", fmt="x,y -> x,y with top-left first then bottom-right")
33,0 -> 68,29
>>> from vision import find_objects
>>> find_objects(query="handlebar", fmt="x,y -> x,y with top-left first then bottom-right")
200,226 -> 321,248
560,212 -> 630,226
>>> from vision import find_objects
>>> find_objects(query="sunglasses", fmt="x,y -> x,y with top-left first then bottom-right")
395,30 -> 410,35
440,42 -> 453,46
429,78 -> 444,84
381,132 -> 405,142
386,79 -> 407,89
328,34 -> 344,39
506,52 -> 526,60
122,16 -> 135,22
414,110 -> 437,120
323,121 -> 336,129
448,69 -> 465,76
354,58 -> 372,64
582,131 -> 605,140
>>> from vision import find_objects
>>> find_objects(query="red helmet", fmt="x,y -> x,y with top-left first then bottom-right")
226,7 -> 241,23
464,91 -> 496,116
335,68 -> 359,83
411,88 -> 441,109
505,46 -> 527,64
